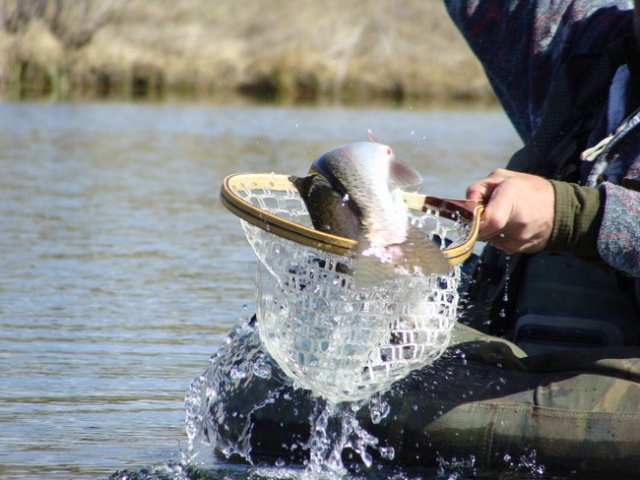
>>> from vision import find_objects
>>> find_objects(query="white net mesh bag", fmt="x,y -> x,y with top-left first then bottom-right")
221,173 -> 481,403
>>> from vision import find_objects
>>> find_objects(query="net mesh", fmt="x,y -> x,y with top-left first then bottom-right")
234,179 -> 466,402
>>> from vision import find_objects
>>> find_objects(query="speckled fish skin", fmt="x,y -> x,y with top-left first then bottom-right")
290,173 -> 362,240
290,137 -> 450,281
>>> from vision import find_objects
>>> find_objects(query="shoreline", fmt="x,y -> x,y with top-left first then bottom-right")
0,0 -> 494,105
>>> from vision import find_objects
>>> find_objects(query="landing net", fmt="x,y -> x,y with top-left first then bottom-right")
221,173 -> 479,402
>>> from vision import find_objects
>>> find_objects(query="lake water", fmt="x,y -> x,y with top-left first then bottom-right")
0,101 -> 522,479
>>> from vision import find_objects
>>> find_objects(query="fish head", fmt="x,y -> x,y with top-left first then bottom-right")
290,136 -> 449,284
313,141 -> 422,244
311,141 -> 422,192
308,141 -> 422,216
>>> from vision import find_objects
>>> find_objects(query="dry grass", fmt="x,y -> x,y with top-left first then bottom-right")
0,0 -> 493,104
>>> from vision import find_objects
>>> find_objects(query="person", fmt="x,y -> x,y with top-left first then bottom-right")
193,1 -> 640,474
459,0 -> 640,268
447,0 -> 640,352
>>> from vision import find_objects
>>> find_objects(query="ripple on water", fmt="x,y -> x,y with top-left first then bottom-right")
0,102 -> 521,479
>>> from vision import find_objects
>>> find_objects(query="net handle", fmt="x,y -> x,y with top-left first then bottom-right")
220,173 -> 484,265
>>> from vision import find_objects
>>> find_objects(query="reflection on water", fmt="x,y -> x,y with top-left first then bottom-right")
0,101 -> 520,479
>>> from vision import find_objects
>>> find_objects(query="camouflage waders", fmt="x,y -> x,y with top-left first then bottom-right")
203,319 -> 640,475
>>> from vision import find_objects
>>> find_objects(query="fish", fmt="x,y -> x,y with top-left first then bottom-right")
289,130 -> 450,284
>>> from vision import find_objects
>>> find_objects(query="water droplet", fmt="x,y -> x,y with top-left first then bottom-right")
252,357 -> 272,379
229,366 -> 247,379
378,445 -> 395,460
369,396 -> 390,424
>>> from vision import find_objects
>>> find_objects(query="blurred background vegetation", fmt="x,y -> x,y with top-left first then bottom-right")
0,0 -> 494,105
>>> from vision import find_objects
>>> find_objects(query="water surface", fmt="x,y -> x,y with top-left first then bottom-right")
0,101 -> 521,479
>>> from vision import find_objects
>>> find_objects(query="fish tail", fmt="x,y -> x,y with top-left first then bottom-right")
400,226 -> 451,276
352,254 -> 398,287
351,228 -> 450,286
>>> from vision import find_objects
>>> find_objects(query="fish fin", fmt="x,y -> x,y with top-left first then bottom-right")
399,225 -> 451,276
289,174 -> 304,191
351,238 -> 397,287
290,174 -> 326,199
352,254 -> 398,287
388,157 -> 423,189
351,227 -> 450,286
366,129 -> 421,188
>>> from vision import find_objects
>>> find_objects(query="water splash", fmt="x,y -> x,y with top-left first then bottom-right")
436,454 -> 477,479
304,396 -> 394,478
184,316 -> 395,477
182,317 -> 554,479
185,316 -> 291,463
503,450 -> 545,477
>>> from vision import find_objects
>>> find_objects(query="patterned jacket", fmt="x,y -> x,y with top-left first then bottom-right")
445,0 -> 640,278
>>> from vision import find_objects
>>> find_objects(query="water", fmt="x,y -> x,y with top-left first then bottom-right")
0,101 -> 523,479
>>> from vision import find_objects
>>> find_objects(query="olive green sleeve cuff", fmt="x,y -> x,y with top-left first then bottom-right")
547,180 -> 603,257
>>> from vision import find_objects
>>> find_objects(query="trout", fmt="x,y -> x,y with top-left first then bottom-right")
290,131 -> 450,284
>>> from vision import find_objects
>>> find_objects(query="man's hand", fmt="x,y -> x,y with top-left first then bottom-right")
466,169 -> 555,254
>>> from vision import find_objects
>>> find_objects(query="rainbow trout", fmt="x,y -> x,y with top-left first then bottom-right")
290,131 -> 449,283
